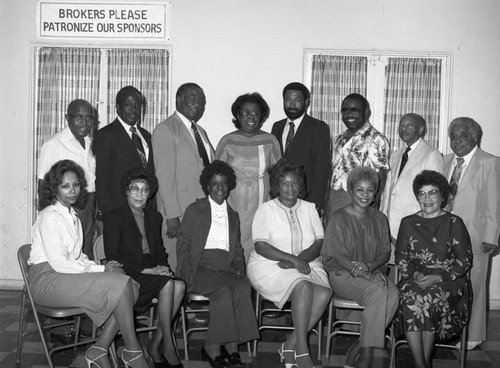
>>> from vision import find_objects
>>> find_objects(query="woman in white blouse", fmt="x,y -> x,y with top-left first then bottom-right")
28,160 -> 148,368
176,160 -> 258,368
247,159 -> 332,368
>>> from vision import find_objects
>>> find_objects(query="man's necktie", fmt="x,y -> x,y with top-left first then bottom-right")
398,146 -> 411,177
191,122 -> 210,167
285,121 -> 295,154
449,157 -> 464,196
130,126 -> 147,167
447,157 -> 464,211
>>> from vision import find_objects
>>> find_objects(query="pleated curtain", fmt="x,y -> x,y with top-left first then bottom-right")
309,55 -> 367,138
35,47 -> 101,159
383,57 -> 442,151
106,48 -> 170,133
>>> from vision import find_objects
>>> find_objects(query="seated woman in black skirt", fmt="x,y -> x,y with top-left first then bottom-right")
103,168 -> 186,368
29,160 -> 149,368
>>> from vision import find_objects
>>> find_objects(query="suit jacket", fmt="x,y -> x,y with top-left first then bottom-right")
176,197 -> 245,287
103,203 -> 168,277
444,148 -> 500,254
381,138 -> 444,238
272,114 -> 331,210
93,119 -> 154,213
152,113 -> 215,219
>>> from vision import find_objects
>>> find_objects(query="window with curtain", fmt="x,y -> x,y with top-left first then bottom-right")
32,46 -> 171,215
304,50 -> 451,153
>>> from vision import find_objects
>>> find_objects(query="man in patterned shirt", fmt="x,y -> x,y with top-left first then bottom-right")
326,93 -> 390,220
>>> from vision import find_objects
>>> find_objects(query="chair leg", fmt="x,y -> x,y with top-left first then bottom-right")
252,292 -> 261,357
389,326 -> 396,368
316,317 -> 322,361
109,340 -> 119,368
15,288 -> 27,366
180,306 -> 189,361
32,309 -> 55,368
460,325 -> 468,368
323,301 -> 333,365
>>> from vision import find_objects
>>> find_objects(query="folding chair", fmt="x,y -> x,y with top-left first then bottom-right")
180,292 -> 252,360
16,244 -> 97,368
252,291 -> 323,360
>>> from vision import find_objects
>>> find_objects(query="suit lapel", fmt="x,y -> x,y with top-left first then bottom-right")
457,148 -> 482,195
112,120 -> 143,166
174,114 -> 200,159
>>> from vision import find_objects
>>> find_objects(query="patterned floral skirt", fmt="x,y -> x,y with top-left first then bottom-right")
394,276 -> 472,342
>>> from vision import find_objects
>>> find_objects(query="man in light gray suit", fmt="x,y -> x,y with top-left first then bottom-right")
444,117 -> 500,350
152,83 -> 214,271
382,113 -> 444,243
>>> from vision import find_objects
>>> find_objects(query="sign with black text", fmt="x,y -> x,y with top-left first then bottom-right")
37,0 -> 171,40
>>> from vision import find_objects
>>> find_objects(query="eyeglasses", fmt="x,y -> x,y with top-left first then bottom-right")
129,185 -> 150,196
340,107 -> 362,115
240,110 -> 261,119
280,181 -> 300,189
417,190 -> 440,200
68,114 -> 95,123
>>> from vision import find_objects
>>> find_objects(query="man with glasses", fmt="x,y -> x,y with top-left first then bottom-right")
38,99 -> 97,259
381,113 -> 444,245
443,117 -> 500,350
271,82 -> 331,214
93,86 -> 155,216
327,93 -> 390,220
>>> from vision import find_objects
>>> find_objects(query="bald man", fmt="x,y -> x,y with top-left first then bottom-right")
381,113 -> 444,243
38,99 -> 97,258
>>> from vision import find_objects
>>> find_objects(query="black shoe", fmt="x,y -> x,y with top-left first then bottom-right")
201,348 -> 229,368
221,346 -> 243,368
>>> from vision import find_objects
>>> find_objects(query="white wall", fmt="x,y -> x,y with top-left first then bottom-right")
1,0 -> 499,304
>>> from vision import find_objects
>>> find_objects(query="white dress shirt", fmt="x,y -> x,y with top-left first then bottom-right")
175,111 -> 213,161
281,113 -> 305,149
204,197 -> 230,251
117,116 -> 150,161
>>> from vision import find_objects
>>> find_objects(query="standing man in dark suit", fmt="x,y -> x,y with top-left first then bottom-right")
272,82 -> 331,213
93,86 -> 154,215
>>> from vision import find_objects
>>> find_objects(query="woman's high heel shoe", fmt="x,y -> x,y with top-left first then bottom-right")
122,349 -> 145,368
85,346 -> 108,368
278,342 -> 297,368
294,351 -> 315,368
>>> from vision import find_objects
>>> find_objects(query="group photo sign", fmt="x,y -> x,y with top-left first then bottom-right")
37,0 -> 171,40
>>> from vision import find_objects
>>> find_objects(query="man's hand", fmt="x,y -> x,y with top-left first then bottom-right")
481,241 -> 498,255
104,260 -> 124,273
166,217 -> 181,238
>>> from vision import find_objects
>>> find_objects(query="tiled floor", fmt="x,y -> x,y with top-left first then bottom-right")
1,289 -> 499,367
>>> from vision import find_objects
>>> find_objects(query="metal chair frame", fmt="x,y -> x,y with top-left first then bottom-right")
180,292 -> 252,361
252,291 -> 323,360
16,244 -> 97,368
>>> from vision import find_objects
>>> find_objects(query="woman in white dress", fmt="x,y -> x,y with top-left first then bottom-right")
247,159 -> 331,368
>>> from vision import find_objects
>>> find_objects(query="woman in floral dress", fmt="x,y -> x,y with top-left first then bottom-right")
395,170 -> 472,368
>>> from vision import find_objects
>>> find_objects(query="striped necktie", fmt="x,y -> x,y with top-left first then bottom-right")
191,121 -> 210,167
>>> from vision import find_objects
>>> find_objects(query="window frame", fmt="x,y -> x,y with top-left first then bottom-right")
303,48 -> 453,152
28,42 -> 173,225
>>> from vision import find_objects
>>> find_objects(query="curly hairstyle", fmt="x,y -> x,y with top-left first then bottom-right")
38,160 -> 88,211
346,166 -> 379,193
268,158 -> 307,199
413,170 -> 450,208
231,92 -> 270,129
199,160 -> 237,196
120,167 -> 159,198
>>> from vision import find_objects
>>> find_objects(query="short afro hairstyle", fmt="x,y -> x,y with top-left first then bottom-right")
282,82 -> 310,101
268,158 -> 307,200
38,159 -> 88,211
231,92 -> 270,129
121,167 -> 158,198
342,93 -> 370,112
346,166 -> 380,192
412,170 -> 450,208
199,160 -> 237,196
